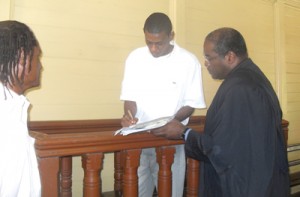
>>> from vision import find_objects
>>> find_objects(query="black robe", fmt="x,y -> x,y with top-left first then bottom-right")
185,58 -> 290,197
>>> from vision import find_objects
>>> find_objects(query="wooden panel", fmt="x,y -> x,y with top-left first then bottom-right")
284,3 -> 300,144
12,0 -> 169,120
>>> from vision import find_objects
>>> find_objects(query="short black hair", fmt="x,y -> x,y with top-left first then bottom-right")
0,20 -> 38,86
143,12 -> 172,35
205,27 -> 248,58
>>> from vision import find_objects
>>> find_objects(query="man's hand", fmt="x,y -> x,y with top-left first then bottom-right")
122,101 -> 138,127
151,119 -> 186,140
121,113 -> 138,127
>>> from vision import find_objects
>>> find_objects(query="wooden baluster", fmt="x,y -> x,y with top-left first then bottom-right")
114,151 -> 123,197
186,158 -> 199,197
156,146 -> 175,197
60,156 -> 72,197
122,149 -> 141,197
82,153 -> 104,197
39,157 -> 60,197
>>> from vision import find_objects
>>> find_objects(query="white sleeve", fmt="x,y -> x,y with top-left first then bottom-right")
183,58 -> 206,109
120,51 -> 139,101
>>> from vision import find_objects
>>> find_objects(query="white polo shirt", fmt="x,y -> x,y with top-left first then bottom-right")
120,43 -> 206,124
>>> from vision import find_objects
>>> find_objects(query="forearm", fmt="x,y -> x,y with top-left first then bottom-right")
124,100 -> 137,116
174,106 -> 195,122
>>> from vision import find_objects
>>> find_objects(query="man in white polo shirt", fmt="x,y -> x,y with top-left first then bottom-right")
120,12 -> 206,197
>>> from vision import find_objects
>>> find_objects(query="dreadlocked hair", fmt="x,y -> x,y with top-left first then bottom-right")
0,20 -> 37,87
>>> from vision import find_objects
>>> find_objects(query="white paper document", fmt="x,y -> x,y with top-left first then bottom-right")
114,116 -> 173,136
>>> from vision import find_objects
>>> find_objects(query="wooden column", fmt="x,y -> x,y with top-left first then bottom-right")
156,146 -> 175,197
186,158 -> 199,197
60,156 -> 72,197
39,157 -> 60,197
122,149 -> 141,197
82,153 -> 104,197
114,151 -> 123,197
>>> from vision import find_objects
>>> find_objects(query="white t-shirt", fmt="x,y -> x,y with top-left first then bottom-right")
120,43 -> 206,124
0,84 -> 41,197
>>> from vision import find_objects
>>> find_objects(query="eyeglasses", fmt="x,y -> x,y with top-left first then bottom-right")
204,55 -> 220,62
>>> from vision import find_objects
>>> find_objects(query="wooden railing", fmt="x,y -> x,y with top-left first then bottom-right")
29,116 -> 289,197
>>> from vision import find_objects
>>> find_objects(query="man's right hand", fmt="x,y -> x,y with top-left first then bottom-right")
121,114 -> 138,127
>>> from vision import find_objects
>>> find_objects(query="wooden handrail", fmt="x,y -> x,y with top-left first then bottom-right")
30,128 -> 186,157
29,117 -> 204,157
29,116 -> 288,197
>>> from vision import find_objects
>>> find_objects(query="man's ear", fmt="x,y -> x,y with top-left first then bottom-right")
225,51 -> 239,66
226,51 -> 244,71
225,51 -> 233,62
169,31 -> 175,41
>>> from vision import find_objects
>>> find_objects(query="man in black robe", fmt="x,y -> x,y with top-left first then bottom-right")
152,27 -> 290,197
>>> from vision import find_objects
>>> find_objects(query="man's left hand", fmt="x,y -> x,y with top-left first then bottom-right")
151,119 -> 185,140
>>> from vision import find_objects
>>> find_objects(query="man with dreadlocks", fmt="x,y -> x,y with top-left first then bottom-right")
0,21 -> 42,196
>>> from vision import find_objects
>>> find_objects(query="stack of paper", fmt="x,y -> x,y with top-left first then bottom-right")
114,116 -> 173,136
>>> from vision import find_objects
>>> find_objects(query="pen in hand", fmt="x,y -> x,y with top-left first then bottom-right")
127,110 -> 135,124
